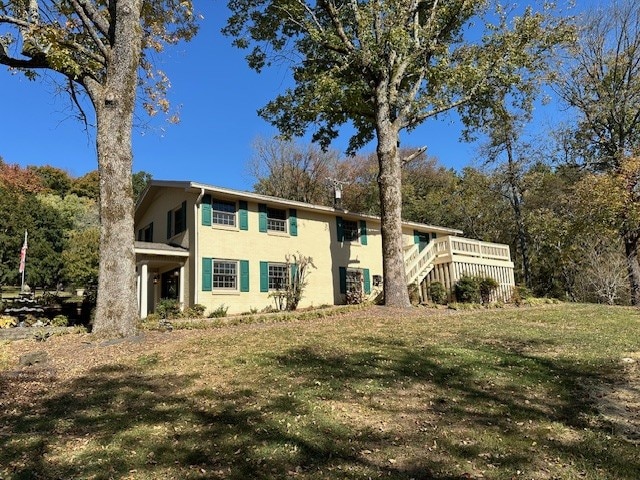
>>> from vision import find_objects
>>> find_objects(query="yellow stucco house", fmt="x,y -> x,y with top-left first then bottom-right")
134,180 -> 515,317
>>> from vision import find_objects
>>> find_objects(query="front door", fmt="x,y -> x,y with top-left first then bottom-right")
161,268 -> 180,299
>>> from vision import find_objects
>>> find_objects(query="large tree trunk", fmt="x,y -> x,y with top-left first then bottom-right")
623,230 -> 640,306
88,0 -> 143,337
375,113 -> 411,308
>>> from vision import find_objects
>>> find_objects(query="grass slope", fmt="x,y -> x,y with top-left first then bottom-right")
1,304 -> 639,479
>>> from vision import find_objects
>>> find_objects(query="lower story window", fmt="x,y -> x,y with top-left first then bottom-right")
213,260 -> 237,289
268,263 -> 289,290
346,269 -> 363,292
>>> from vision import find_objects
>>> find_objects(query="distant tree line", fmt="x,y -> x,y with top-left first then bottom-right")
0,159 -> 151,293
250,137 -> 633,306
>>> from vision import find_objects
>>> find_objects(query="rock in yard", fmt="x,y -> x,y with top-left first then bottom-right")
19,351 -> 49,367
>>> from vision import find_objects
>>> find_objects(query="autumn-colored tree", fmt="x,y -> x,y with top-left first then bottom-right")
0,0 -> 197,335
0,160 -> 45,193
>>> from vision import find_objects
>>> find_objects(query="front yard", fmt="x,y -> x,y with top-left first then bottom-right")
1,304 -> 638,479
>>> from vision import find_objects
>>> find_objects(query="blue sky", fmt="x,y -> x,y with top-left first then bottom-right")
0,1 -> 599,191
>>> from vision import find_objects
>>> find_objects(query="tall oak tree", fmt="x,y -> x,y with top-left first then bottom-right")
0,0 -> 196,335
225,0 -> 570,306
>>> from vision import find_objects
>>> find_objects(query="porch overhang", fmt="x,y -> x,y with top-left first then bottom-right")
134,241 -> 190,319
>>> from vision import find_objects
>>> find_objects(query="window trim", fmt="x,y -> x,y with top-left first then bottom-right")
267,262 -> 289,290
267,207 -> 288,233
212,259 -> 238,291
211,198 -> 237,227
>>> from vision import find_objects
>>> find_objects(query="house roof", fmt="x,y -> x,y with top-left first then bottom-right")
136,180 -> 463,235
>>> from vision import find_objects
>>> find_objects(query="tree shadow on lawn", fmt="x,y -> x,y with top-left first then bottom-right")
272,336 -> 638,479
1,336 -> 636,480
1,362 -> 427,479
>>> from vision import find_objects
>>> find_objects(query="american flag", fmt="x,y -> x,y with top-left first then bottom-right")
18,231 -> 27,274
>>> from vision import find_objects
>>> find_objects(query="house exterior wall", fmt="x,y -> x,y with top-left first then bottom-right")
195,195 -> 429,314
135,183 -> 514,316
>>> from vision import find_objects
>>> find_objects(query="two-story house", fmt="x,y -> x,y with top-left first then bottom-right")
134,180 -> 515,317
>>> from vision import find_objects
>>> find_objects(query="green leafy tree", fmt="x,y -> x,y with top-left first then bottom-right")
555,0 -> 640,304
0,0 -> 197,336
132,170 -> 152,202
29,165 -> 73,196
62,227 -> 100,288
225,0 -> 569,307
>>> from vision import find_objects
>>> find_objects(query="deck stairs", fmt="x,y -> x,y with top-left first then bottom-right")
404,240 -> 439,286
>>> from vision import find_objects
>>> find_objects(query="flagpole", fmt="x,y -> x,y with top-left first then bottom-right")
20,230 -> 27,293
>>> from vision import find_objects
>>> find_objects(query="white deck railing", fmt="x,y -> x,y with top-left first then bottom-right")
404,236 -> 511,285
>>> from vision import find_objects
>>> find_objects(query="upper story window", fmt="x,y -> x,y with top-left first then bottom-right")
212,199 -> 236,226
258,204 -> 297,236
267,207 -> 287,232
137,223 -> 153,242
167,201 -> 186,239
343,219 -> 359,242
336,216 -> 367,244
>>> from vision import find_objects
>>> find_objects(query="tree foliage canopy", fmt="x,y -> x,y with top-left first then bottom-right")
225,0 -> 571,153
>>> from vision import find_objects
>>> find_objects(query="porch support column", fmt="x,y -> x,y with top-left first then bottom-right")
140,262 -> 148,319
179,263 -> 185,311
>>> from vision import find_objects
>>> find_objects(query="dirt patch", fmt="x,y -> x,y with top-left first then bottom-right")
586,353 -> 640,443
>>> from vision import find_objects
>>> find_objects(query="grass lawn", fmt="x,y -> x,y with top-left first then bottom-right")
0,303 -> 638,479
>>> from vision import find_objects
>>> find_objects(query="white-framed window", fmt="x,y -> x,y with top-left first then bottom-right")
343,219 -> 359,242
212,199 -> 236,226
213,260 -> 238,290
346,268 -> 363,293
268,263 -> 289,290
267,207 -> 287,232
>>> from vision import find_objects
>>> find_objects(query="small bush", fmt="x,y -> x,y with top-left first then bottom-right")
208,304 -> 228,318
0,315 -> 17,329
34,329 -> 52,342
428,282 -> 447,304
510,285 -> 531,306
454,276 -> 481,303
478,277 -> 499,305
156,298 -> 182,319
51,315 -> 69,327
184,304 -> 206,318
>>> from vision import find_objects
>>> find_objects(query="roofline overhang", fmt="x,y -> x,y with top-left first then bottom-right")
141,180 -> 464,236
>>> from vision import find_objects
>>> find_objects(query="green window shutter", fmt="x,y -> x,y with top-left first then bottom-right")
290,263 -> 298,285
339,266 -> 347,294
258,204 -> 267,233
239,200 -> 248,231
166,210 -> 172,239
414,230 -> 420,245
201,194 -> 211,226
149,223 -> 153,242
336,216 -> 344,242
260,261 -> 269,292
137,229 -> 143,241
240,260 -> 250,292
202,257 -> 212,292
360,220 -> 368,245
432,232 -> 437,240
289,209 -> 298,236
363,268 -> 371,295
